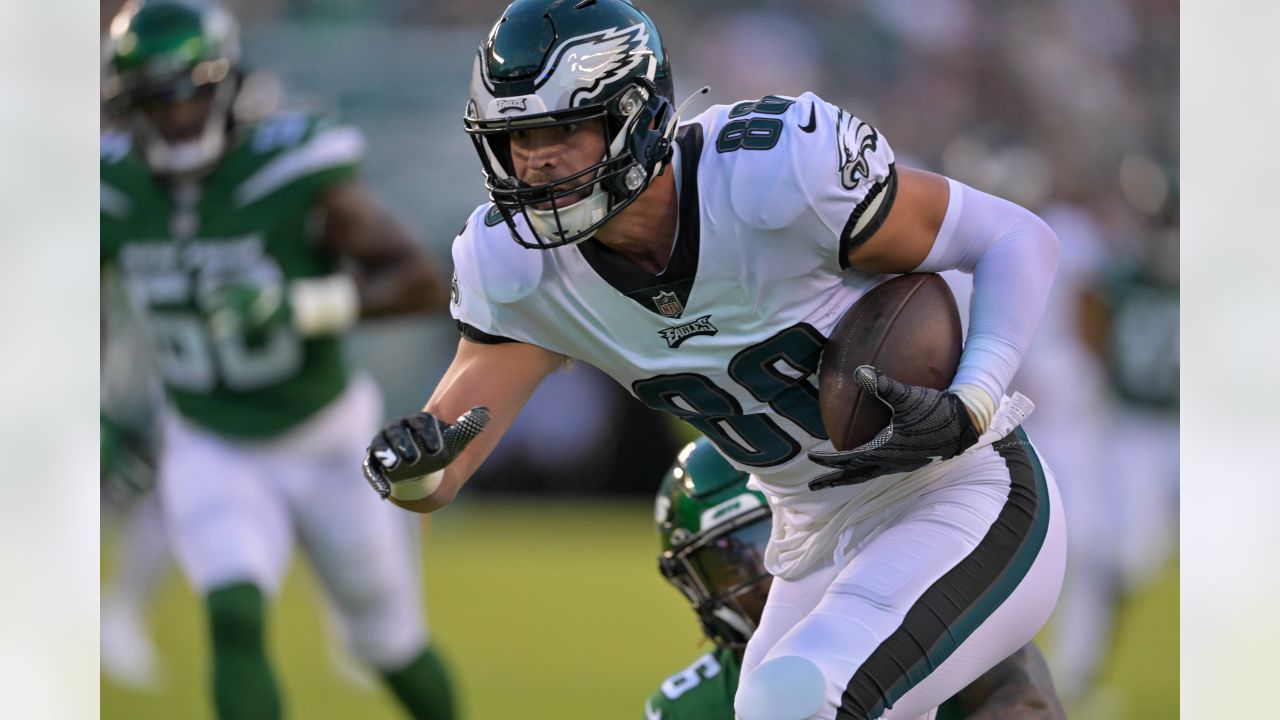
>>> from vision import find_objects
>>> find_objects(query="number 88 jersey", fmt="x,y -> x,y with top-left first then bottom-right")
452,93 -> 896,513
101,111 -> 363,438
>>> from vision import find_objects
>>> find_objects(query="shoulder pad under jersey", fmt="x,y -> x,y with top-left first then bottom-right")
450,204 -> 546,334
692,92 -> 896,264
230,109 -> 365,207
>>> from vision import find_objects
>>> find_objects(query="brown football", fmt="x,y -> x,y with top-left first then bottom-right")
818,273 -> 963,451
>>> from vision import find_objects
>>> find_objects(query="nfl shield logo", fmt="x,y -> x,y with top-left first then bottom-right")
652,290 -> 684,318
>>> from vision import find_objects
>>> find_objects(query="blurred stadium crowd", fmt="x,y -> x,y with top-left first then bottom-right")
101,0 -> 1178,715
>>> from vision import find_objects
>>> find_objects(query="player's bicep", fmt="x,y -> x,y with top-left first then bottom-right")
427,337 -> 565,484
845,166 -> 950,274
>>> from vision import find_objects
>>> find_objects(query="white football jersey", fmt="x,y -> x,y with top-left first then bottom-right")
451,92 -> 1027,577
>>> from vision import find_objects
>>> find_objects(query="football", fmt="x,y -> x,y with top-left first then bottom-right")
818,273 -> 963,451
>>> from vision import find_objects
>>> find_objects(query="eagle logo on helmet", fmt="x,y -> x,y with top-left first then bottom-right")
535,24 -> 652,108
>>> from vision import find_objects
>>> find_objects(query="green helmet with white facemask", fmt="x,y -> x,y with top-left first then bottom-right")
102,0 -> 242,176
656,437 -> 773,651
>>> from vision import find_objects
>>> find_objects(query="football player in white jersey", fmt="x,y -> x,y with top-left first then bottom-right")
364,1 -> 1065,718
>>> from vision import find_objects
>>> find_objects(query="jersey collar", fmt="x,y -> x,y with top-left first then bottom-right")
576,122 -> 704,319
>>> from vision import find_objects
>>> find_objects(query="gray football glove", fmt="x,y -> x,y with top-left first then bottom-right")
807,366 -> 980,490
362,407 -> 491,500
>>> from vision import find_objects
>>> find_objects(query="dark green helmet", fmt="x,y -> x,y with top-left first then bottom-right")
465,0 -> 680,249
102,0 -> 242,175
656,437 -> 773,650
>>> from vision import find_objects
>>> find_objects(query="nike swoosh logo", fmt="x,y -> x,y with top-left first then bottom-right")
375,448 -> 400,468
645,700 -> 662,720
799,103 -> 817,133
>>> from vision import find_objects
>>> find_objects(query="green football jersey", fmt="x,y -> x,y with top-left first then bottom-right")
101,110 -> 362,438
645,647 -> 968,719
645,647 -> 740,720
1100,267 -> 1179,411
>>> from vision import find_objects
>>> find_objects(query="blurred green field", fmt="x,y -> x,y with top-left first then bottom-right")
102,499 -> 1177,719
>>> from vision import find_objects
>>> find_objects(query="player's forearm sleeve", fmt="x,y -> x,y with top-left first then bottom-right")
915,178 -> 1059,409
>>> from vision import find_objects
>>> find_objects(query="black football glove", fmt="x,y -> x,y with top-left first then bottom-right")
807,366 -> 981,490
362,407 -> 491,500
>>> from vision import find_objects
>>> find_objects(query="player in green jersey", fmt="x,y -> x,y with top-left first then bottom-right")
101,2 -> 454,717
1052,237 -> 1178,699
648,438 -> 1066,720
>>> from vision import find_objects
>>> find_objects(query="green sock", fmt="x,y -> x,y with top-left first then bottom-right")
206,583 -> 282,720
381,645 -> 458,720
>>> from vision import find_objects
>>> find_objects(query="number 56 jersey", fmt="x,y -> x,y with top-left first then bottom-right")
101,111 -> 362,439
453,93 -> 909,577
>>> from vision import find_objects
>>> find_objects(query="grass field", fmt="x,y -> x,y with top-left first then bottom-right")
102,499 -> 1177,719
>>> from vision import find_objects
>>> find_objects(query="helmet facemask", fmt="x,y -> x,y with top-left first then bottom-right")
467,78 -> 675,249
118,64 -> 240,176
659,509 -> 773,650
102,0 -> 242,177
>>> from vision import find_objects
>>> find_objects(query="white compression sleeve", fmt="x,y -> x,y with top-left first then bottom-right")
916,178 -> 1059,417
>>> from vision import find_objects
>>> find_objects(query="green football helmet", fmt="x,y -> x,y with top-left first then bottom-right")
464,0 -> 681,249
102,0 -> 242,176
656,437 -> 773,650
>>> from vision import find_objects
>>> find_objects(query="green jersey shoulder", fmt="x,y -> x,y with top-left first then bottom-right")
101,109 -> 363,253
226,109 -> 364,206
645,647 -> 740,720
99,109 -> 364,438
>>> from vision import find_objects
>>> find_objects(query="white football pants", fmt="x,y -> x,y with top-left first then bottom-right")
737,429 -> 1066,720
157,374 -> 428,670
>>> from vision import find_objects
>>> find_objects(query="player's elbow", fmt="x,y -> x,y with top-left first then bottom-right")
982,204 -> 1059,280
1022,208 -> 1059,273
